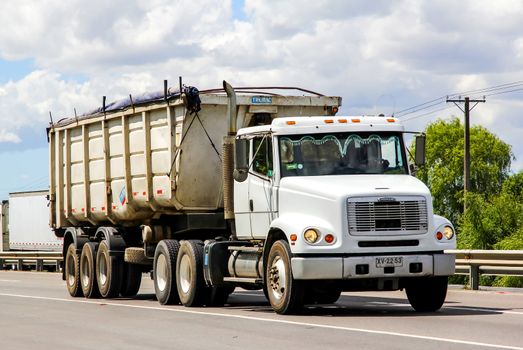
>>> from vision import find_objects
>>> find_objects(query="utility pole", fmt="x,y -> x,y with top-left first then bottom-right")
446,96 -> 486,210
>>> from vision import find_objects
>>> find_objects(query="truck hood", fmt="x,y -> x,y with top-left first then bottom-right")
278,175 -> 431,200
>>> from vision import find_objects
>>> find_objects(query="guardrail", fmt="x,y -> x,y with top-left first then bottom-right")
0,251 -> 62,271
446,249 -> 523,290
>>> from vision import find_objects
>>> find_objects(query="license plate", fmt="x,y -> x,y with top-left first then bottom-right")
376,256 -> 403,268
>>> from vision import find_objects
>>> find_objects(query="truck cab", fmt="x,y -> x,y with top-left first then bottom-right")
232,115 -> 456,313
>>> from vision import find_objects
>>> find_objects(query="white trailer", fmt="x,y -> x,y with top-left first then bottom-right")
1,200 -> 8,251
6,191 -> 62,251
49,82 -> 455,313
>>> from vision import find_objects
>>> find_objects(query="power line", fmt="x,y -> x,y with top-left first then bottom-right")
394,96 -> 446,116
397,80 -> 523,120
402,105 -> 455,122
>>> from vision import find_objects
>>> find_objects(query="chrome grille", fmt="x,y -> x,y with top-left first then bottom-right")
347,197 -> 428,235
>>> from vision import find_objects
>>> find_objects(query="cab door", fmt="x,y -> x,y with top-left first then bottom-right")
249,135 -> 277,239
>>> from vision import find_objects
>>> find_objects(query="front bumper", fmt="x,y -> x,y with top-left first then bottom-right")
291,253 -> 455,280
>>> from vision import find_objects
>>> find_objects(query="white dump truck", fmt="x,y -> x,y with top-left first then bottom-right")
49,81 -> 455,314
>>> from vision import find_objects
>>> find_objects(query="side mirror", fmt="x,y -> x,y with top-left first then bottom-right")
415,134 -> 426,166
233,138 -> 249,182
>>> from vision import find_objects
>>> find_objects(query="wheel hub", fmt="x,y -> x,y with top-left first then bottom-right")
179,254 -> 192,294
66,253 -> 76,286
156,254 -> 168,292
99,254 -> 108,286
81,257 -> 89,287
268,256 -> 286,300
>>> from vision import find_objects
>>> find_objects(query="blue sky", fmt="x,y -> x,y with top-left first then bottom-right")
0,58 -> 34,83
0,0 -> 523,200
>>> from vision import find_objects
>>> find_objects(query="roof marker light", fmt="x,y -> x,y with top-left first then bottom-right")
286,121 -> 296,125
351,119 -> 361,123
339,119 -> 347,123
387,118 -> 395,123
324,119 -> 334,124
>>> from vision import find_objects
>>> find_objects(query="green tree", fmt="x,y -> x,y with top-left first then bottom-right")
458,171 -> 523,287
458,191 -> 523,249
414,118 -> 513,226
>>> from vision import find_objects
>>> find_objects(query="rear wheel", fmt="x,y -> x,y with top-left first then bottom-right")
65,243 -> 83,297
96,240 -> 122,298
120,263 -> 142,297
406,276 -> 448,312
154,240 -> 180,305
80,242 -> 99,298
207,286 -> 235,306
266,240 -> 304,314
176,240 -> 210,306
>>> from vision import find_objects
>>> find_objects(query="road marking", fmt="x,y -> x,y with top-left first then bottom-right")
0,279 -> 20,283
0,292 -> 522,350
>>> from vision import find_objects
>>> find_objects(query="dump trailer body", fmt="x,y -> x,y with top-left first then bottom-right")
8,191 -> 62,251
49,88 -> 341,230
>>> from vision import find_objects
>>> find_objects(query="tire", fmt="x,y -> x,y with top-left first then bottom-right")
406,276 -> 448,312
120,263 -> 142,297
96,240 -> 123,298
125,247 -> 151,265
65,243 -> 83,297
80,242 -> 100,298
176,240 -> 210,307
154,240 -> 180,305
207,286 -> 235,307
266,240 -> 304,314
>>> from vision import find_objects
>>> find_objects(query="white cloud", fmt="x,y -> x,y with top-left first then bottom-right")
0,129 -> 21,143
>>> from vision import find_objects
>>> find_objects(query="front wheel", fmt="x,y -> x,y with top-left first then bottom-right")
405,276 -> 448,312
266,240 -> 304,314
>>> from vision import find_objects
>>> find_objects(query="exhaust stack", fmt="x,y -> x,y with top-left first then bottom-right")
223,80 -> 237,220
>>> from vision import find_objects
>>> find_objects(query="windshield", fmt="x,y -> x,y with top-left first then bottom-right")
279,132 -> 408,177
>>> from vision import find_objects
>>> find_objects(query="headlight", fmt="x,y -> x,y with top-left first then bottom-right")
443,226 -> 454,240
303,229 -> 320,244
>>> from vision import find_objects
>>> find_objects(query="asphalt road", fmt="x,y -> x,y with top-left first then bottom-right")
0,271 -> 522,350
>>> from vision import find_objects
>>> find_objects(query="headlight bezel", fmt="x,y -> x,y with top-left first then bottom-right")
303,228 -> 320,244
443,225 -> 455,240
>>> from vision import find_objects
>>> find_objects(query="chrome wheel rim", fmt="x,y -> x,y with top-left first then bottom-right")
66,252 -> 76,286
98,253 -> 108,286
81,255 -> 89,287
269,255 -> 287,302
156,254 -> 168,292
179,254 -> 192,294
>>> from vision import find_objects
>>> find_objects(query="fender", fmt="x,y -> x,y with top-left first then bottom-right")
94,226 -> 126,257
269,213 -> 337,253
61,228 -> 89,280
63,227 -> 89,255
